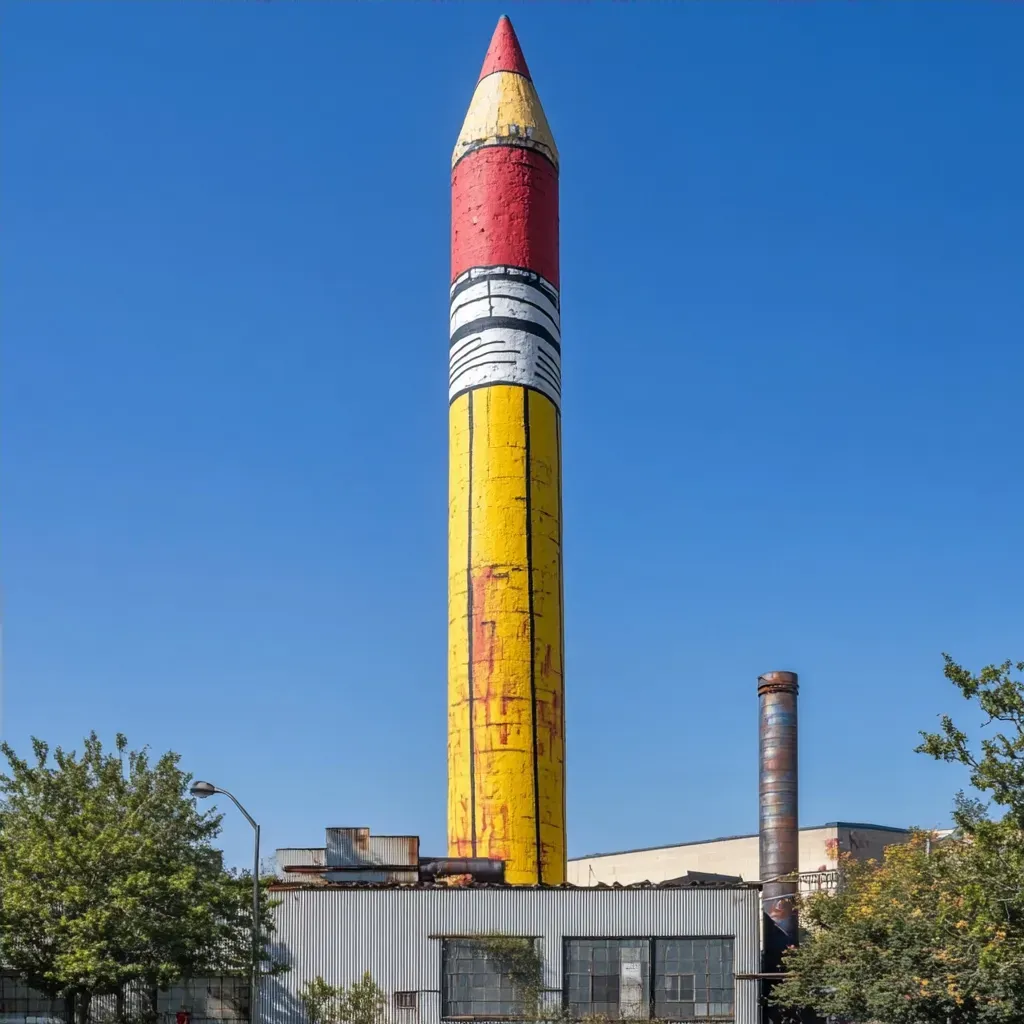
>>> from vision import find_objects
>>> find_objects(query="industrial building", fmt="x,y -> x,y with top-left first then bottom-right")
0,11 -> 933,1024
259,656 -> 825,1024
567,822 -> 922,892
264,828 -> 762,1024
239,21 -> 936,1024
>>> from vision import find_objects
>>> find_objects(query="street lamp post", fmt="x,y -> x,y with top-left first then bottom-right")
191,782 -> 261,1024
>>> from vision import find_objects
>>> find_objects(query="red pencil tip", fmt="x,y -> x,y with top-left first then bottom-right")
478,15 -> 531,82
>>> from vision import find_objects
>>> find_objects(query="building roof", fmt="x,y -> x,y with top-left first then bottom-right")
569,822 -> 911,861
661,870 -> 744,885
268,878 -> 760,893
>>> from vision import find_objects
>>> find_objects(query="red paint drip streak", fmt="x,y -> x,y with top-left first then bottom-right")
451,146 -> 559,286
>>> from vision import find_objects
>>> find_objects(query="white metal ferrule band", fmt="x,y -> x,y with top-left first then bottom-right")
449,265 -> 561,407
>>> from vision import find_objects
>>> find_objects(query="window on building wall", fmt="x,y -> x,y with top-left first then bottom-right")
654,939 -> 734,1020
564,939 -> 650,1019
0,972 -> 66,1020
441,938 -> 534,1019
563,938 -> 734,1021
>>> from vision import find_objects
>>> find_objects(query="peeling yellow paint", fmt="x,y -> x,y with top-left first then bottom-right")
452,71 -> 558,169
448,385 -> 565,884
527,394 -> 564,875
448,391 -> 472,848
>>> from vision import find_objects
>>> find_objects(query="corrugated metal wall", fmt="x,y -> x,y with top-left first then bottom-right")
277,849 -> 327,874
324,832 -> 419,868
263,887 -> 759,1024
278,834 -> 420,885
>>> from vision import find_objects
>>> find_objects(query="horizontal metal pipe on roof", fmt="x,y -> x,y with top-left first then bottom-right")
418,858 -> 505,882
281,858 -> 506,882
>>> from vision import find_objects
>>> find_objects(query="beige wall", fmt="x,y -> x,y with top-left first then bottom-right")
567,824 -> 913,886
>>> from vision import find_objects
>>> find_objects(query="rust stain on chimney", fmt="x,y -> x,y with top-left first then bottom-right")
758,670 -> 799,977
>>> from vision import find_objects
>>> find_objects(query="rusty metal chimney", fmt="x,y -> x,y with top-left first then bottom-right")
758,670 -> 799,976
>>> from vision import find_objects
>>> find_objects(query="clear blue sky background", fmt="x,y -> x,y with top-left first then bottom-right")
4,1 -> 1022,872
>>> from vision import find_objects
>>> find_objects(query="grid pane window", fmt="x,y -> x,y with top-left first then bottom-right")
442,939 -> 532,1019
0,973 -> 65,1022
654,939 -> 734,1021
564,940 -> 650,1020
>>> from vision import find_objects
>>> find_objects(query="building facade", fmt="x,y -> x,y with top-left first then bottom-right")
263,883 -> 761,1024
567,822 -> 923,892
267,828 -> 761,1024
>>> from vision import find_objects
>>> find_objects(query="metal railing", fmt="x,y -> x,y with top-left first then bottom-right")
797,869 -> 839,894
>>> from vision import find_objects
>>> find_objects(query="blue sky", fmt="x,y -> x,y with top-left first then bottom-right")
3,1 -> 1022,871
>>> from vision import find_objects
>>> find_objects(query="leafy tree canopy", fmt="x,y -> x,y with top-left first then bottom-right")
0,732 -> 281,1019
774,656 -> 1024,1023
919,656 -> 1024,829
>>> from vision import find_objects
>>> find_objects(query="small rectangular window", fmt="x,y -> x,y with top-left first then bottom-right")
662,974 -> 695,1002
394,992 -> 417,1010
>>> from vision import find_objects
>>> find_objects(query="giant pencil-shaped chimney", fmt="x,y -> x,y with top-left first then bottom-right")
447,17 -> 565,885
759,670 -> 799,973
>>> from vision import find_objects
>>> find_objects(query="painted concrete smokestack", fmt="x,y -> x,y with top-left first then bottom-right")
758,670 -> 799,973
447,17 -> 565,885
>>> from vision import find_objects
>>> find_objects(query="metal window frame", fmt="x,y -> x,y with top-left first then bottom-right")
439,936 -> 540,1021
660,972 -> 697,1004
561,937 -> 737,1023
561,936 -> 650,1023
653,938 -> 736,1023
0,973 -> 250,1024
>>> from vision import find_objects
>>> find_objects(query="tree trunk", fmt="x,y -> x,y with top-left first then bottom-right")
64,995 -> 76,1024
116,988 -> 126,1024
77,991 -> 92,1024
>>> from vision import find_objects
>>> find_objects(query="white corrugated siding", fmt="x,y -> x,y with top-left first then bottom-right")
263,887 -> 759,1024
364,835 -> 420,867
277,848 -> 326,873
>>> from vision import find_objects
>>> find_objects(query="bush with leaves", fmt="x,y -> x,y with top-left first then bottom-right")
299,976 -> 344,1024
299,973 -> 386,1024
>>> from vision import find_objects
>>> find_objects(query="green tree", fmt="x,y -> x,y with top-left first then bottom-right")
0,733 -> 282,1024
774,656 -> 1024,1022
774,833 -> 987,1023
918,656 -> 1024,827
916,655 -> 1024,1011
